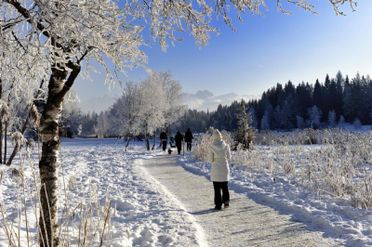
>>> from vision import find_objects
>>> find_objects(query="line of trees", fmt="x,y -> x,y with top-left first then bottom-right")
60,72 -> 184,150
178,71 -> 372,132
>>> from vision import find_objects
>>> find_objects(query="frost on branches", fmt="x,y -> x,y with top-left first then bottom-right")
1,1 -> 144,245
0,0 -> 356,246
108,72 -> 184,150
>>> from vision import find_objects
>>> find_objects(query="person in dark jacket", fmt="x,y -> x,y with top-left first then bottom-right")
184,128 -> 193,151
160,131 -> 167,151
174,131 -> 184,155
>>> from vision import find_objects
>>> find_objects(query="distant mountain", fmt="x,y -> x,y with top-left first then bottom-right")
181,90 -> 256,111
80,94 -> 117,113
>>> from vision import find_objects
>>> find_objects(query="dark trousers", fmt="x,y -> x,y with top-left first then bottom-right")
186,142 -> 192,151
162,141 -> 167,151
213,181 -> 230,208
176,144 -> 182,154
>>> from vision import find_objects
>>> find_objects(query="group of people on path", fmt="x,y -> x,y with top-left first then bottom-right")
160,127 -> 230,210
160,128 -> 193,155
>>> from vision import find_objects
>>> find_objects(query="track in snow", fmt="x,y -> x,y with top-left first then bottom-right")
141,154 -> 337,247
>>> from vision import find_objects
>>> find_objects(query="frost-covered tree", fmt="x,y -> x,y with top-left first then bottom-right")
261,110 -> 271,130
308,105 -> 322,129
234,100 -> 254,150
1,3 -> 144,244
1,0 -> 356,245
61,95 -> 83,138
0,45 -> 46,165
138,72 -> 184,150
108,72 -> 183,150
248,107 -> 258,129
95,112 -> 110,138
139,74 -> 167,150
328,110 -> 337,128
109,82 -> 142,147
160,72 -> 185,129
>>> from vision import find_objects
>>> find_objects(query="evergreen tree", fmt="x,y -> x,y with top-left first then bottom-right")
295,82 -> 313,119
313,79 -> 323,111
234,100 -> 254,150
308,105 -> 322,129
328,110 -> 336,128
335,71 -> 344,117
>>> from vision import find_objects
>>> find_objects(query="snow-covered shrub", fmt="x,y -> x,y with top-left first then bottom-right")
282,162 -> 295,175
351,175 -> 372,209
193,129 -> 232,162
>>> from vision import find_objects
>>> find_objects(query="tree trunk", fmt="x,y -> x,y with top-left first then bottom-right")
0,78 -> 5,164
38,63 -> 80,247
145,134 -> 150,151
144,123 -> 150,151
151,133 -> 156,150
3,121 -> 7,164
0,119 -> 2,164
0,79 -> 2,164
125,136 -> 131,151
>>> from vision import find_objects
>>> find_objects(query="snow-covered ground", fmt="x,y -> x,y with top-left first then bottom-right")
180,145 -> 372,247
0,138 -> 371,246
0,139 -> 201,246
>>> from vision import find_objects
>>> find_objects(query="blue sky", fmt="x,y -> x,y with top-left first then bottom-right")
73,1 -> 372,107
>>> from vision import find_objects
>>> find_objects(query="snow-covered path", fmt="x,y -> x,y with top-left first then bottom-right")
142,154 -> 337,247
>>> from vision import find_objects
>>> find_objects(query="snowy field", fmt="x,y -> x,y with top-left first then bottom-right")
0,135 -> 371,246
0,139 -> 201,246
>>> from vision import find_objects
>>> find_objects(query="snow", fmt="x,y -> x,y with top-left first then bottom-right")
178,147 -> 372,247
0,138 -> 371,246
142,154 -> 337,247
0,139 -> 202,246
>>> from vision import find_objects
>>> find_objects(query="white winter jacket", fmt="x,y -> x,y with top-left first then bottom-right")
208,140 -> 231,182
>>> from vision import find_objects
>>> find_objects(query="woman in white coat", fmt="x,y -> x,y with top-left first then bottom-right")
208,129 -> 231,210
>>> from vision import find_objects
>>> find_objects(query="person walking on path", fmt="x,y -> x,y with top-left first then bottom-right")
175,131 -> 184,155
208,129 -> 231,210
160,131 -> 167,151
184,128 -> 193,151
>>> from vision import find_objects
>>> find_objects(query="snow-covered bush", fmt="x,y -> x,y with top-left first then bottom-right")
351,175 -> 372,209
193,129 -> 232,162
0,147 -> 114,246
